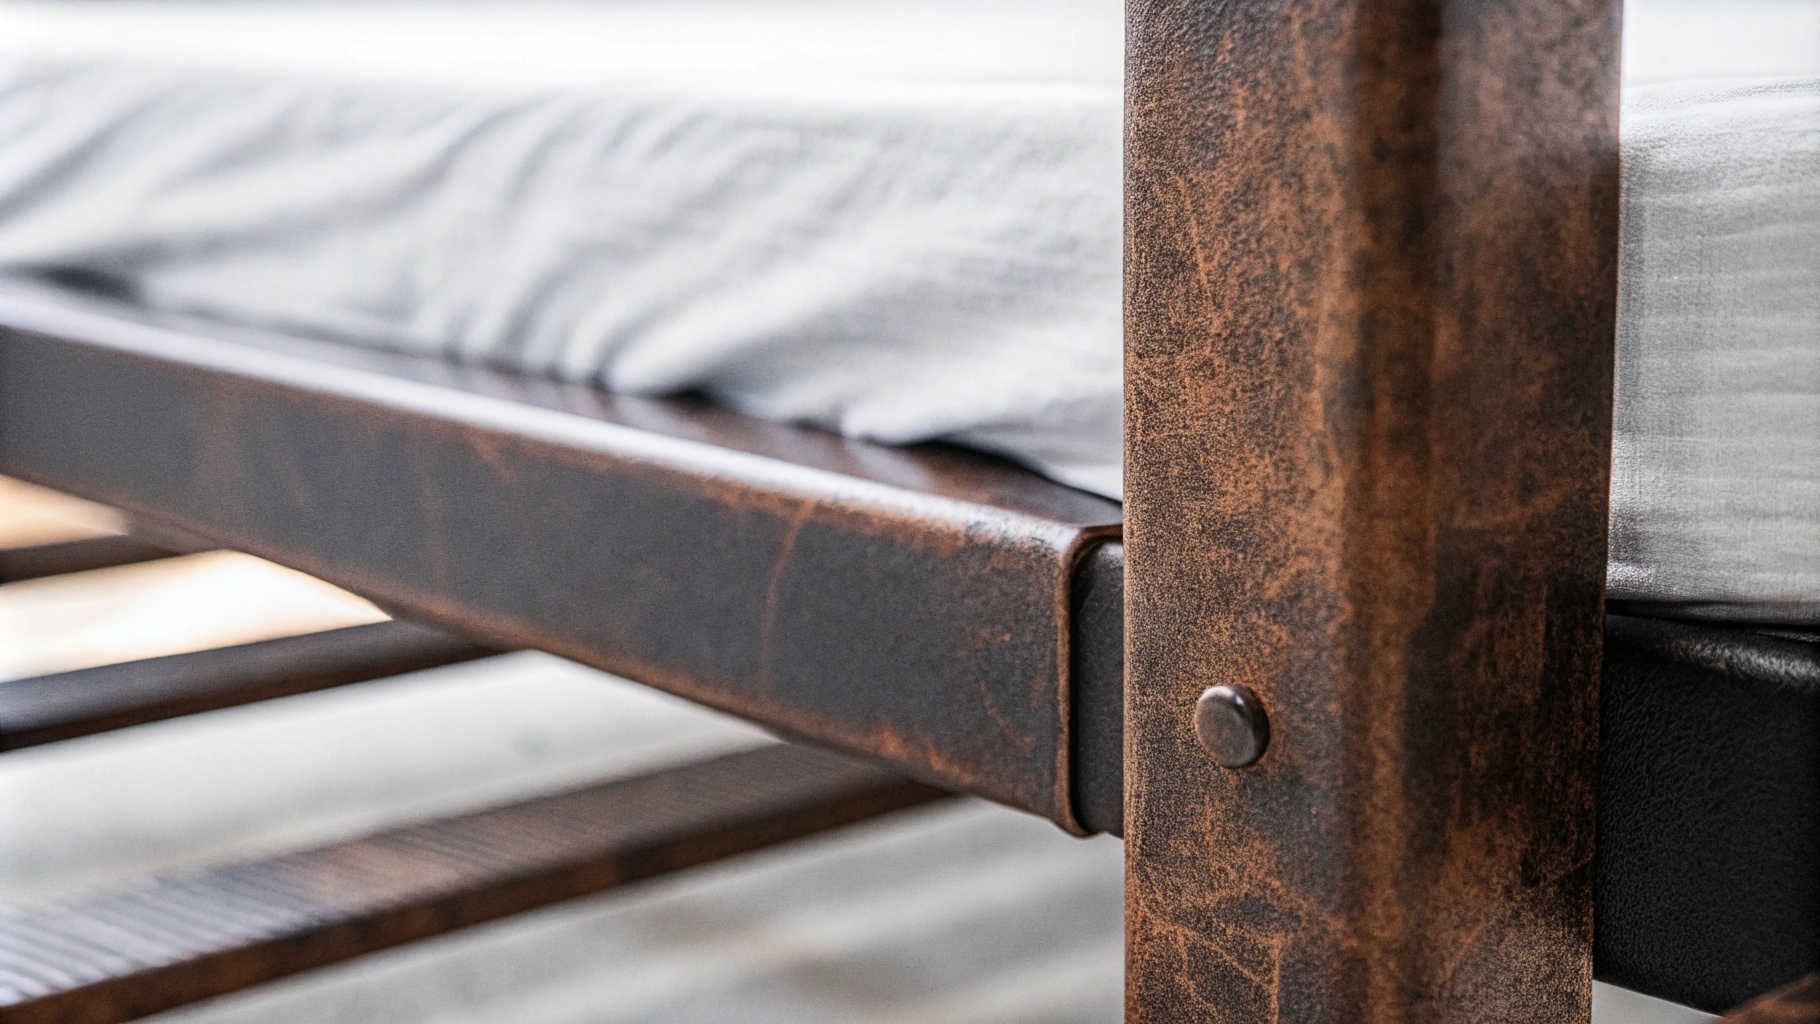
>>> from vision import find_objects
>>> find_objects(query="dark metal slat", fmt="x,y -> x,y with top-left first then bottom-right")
0,282 -> 1120,829
0,744 -> 948,1024
0,620 -> 498,751
0,536 -> 177,585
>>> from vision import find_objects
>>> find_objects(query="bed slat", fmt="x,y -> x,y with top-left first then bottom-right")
0,536 -> 177,585
0,620 -> 497,751
0,743 -> 947,1024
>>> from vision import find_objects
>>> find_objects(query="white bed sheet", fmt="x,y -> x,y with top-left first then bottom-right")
0,0 -> 1125,496
1,0 -> 1817,622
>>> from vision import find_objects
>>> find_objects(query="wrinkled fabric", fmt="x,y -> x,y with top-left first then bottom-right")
1,1 -> 1819,622
0,1 -> 1124,496
1609,78 -> 1820,623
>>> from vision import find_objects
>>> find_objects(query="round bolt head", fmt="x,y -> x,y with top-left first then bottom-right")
1194,684 -> 1269,768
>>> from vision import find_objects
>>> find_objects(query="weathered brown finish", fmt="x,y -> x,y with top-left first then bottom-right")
0,620 -> 496,751
0,743 -> 948,1024
1124,0 -> 1621,1020
1723,976 -> 1820,1024
0,536 -> 176,585
0,282 -> 1119,829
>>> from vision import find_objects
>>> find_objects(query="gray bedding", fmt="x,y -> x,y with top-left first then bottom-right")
1609,76 -> 1820,623
0,0 -> 1814,622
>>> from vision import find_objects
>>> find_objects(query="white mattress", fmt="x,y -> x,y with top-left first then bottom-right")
1,0 -> 1817,622
0,0 -> 1126,497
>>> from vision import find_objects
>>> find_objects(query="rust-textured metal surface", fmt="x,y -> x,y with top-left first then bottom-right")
1042,534 -> 1820,1007
0,536 -> 177,585
1722,976 -> 1820,1024
0,282 -> 1119,828
0,620 -> 497,751
0,743 -> 948,1024
1123,0 -> 1621,1020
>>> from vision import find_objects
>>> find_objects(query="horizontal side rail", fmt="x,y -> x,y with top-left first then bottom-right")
0,282 -> 1120,829
0,743 -> 948,1024
0,620 -> 498,751
0,536 -> 178,585
1067,542 -> 1123,838
1597,615 -> 1820,1012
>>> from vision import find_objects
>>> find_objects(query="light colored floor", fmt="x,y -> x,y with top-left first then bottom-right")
0,476 -> 384,681
0,476 -> 126,547
0,550 -> 386,680
0,477 -> 1715,1022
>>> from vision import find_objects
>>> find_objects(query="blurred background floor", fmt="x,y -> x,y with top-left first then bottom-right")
0,477 -> 1712,1023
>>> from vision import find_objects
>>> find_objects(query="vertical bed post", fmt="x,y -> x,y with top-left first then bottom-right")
1123,0 -> 1621,1021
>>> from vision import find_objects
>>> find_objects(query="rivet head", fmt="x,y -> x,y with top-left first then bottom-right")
1194,684 -> 1270,768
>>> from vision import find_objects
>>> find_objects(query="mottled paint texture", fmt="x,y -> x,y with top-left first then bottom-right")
1124,0 -> 1620,1020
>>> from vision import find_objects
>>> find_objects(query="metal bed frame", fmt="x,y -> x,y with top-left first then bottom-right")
0,0 -> 1813,1020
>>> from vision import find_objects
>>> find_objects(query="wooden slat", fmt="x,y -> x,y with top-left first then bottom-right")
1721,975 -> 1820,1024
0,743 -> 949,1024
0,620 -> 496,751
0,537 -> 176,585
